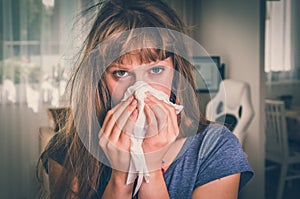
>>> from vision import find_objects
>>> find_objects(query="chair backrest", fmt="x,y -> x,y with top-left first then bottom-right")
265,99 -> 289,159
206,79 -> 254,145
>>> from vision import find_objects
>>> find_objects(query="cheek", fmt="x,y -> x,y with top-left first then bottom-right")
149,73 -> 174,96
151,84 -> 172,96
106,78 -> 132,105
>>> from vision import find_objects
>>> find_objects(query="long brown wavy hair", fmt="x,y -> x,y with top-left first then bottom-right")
37,0 -> 209,198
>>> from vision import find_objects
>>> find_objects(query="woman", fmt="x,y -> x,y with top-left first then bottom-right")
38,0 -> 253,198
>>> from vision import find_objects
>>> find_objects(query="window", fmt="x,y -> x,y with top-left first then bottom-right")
265,0 -> 292,73
0,0 -> 90,112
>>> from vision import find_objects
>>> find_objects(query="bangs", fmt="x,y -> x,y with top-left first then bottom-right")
103,26 -> 176,66
113,48 -> 172,65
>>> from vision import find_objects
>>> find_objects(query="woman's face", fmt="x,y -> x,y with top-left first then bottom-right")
104,56 -> 174,105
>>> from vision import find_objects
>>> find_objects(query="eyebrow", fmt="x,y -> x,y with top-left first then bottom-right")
108,63 -> 156,71
107,64 -> 131,70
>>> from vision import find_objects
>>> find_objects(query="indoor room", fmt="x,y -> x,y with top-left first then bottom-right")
0,0 -> 299,198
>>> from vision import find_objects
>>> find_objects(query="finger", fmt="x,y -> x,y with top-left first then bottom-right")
146,93 -> 177,116
114,99 -> 137,132
121,108 -> 138,137
144,96 -> 169,132
167,113 -> 179,139
119,109 -> 138,143
100,96 -> 134,137
102,95 -> 134,129
131,108 -> 138,122
108,99 -> 138,142
146,94 -> 178,136
144,103 -> 158,137
112,96 -> 136,121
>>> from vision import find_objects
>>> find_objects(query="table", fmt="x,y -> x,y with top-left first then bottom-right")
286,107 -> 300,143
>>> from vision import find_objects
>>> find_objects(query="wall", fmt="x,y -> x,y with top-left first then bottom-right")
193,0 -> 266,199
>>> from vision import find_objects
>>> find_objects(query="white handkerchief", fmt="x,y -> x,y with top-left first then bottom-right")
121,81 -> 183,196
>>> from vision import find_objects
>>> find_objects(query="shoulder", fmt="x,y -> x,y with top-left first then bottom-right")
168,124 -> 242,175
163,124 -> 253,198
197,124 -> 240,159
199,123 -> 237,143
190,124 -> 253,191
182,124 -> 238,160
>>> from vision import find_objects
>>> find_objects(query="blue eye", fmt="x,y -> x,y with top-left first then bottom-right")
150,66 -> 164,74
113,70 -> 128,78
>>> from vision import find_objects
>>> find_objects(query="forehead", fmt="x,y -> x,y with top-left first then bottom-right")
109,56 -> 174,70
108,49 -> 173,69
114,48 -> 170,63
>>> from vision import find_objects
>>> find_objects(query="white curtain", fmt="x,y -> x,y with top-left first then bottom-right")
265,0 -> 291,73
265,0 -> 300,82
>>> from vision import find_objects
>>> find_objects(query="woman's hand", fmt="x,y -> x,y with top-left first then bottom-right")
135,93 -> 179,199
99,96 -> 138,198
98,96 -> 138,175
142,93 -> 180,171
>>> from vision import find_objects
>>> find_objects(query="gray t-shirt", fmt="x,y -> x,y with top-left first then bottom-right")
98,124 -> 253,198
43,124 -> 253,198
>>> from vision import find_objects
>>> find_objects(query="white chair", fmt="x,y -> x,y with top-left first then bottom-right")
265,99 -> 300,199
206,79 -> 254,146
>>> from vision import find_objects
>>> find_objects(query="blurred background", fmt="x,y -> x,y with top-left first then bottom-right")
0,0 -> 299,199
0,0 -> 90,198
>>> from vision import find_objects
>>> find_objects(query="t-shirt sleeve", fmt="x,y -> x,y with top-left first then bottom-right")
195,126 -> 254,191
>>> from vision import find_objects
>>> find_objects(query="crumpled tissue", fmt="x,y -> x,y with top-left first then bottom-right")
121,81 -> 183,196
